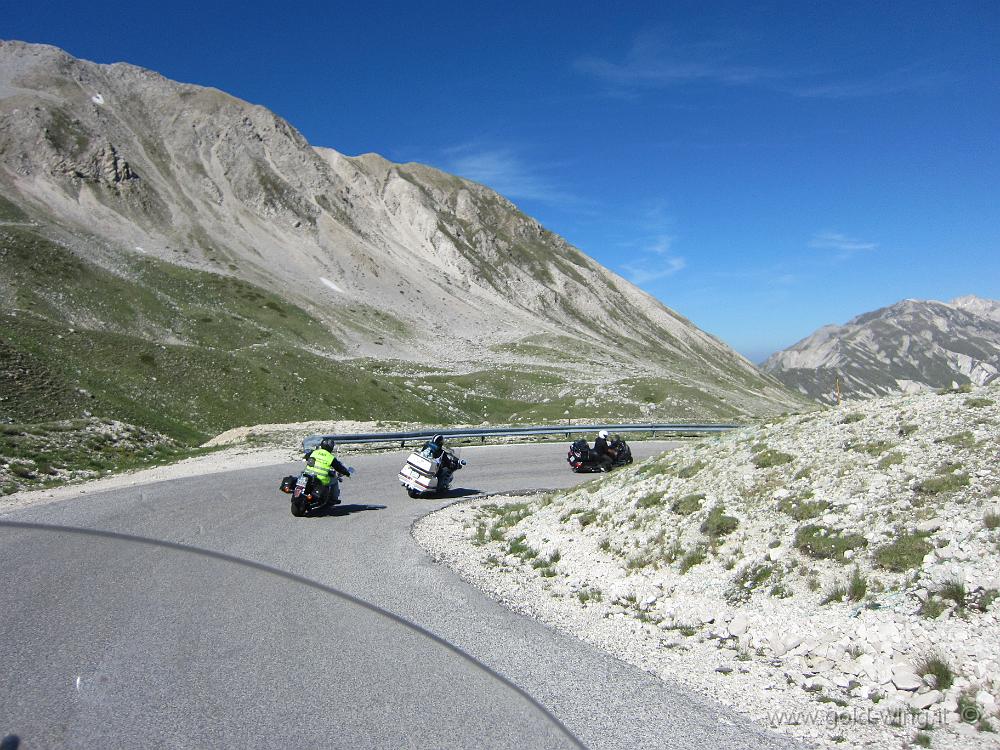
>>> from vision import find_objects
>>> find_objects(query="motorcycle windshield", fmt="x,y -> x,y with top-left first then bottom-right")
0,523 -> 582,749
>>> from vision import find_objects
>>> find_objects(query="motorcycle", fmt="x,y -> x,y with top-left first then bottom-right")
279,468 -> 353,517
566,436 -> 633,473
398,447 -> 466,498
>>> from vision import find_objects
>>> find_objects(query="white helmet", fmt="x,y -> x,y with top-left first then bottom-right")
598,430 -> 609,440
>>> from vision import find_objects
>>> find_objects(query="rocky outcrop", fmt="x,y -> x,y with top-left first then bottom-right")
53,142 -> 137,185
763,296 -> 1000,403
416,383 -> 1000,748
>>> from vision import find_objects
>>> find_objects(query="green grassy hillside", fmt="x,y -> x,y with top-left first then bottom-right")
2,226 -> 744,447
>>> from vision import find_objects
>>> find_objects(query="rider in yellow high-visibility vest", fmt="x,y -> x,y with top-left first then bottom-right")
303,437 -> 350,505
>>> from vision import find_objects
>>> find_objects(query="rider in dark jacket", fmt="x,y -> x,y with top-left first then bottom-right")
592,430 -> 616,471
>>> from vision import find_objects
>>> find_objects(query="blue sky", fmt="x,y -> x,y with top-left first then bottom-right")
7,1 -> 999,361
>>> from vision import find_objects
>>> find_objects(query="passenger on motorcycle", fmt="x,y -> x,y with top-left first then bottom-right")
303,437 -> 351,506
592,429 -> 617,471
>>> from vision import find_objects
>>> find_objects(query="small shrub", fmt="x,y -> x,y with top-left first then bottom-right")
726,562 -> 774,603
847,567 -> 868,601
754,449 -> 794,468
636,459 -> 674,477
821,584 -> 847,605
977,589 -> 1000,612
533,564 -> 557,578
777,495 -> 830,520
769,583 -> 792,598
488,502 -> 534,530
898,423 -> 918,437
965,397 -> 994,408
935,431 -> 976,449
678,546 -> 706,573
957,690 -> 982,724
10,463 -> 35,479
636,492 -> 665,509
983,511 -> 1000,530
577,588 -> 603,604
507,535 -> 535,560
701,505 -> 739,539
677,460 -> 706,478
938,580 -> 966,610
875,531 -> 932,572
671,493 -> 704,516
795,524 -> 868,562
793,466 -> 813,480
877,451 -> 905,470
919,596 -> 946,619
915,654 -> 954,691
916,472 -> 970,495
840,412 -> 866,424
846,440 -> 893,456
914,731 -> 931,748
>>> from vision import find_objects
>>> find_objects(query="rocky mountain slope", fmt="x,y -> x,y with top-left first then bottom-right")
416,383 -> 1000,749
0,40 -> 802,442
763,296 -> 1000,404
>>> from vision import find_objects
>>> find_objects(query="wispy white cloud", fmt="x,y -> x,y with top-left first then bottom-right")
620,229 -> 686,285
575,32 -> 783,91
809,231 -> 878,254
784,67 -> 951,99
576,32 -> 947,99
442,144 -> 578,205
622,255 -> 686,285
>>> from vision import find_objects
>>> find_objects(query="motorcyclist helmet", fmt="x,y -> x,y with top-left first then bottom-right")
320,437 -> 336,451
598,430 -> 609,440
432,434 -> 444,446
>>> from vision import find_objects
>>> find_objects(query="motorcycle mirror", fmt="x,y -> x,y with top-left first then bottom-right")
460,460 -> 467,466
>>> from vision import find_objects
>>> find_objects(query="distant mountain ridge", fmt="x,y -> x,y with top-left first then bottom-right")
763,295 -> 1000,403
0,41 -> 802,438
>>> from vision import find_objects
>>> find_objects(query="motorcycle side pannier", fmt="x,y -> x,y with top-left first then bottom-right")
279,475 -> 297,494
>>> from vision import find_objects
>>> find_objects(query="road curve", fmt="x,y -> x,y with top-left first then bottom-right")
1,441 -> 801,749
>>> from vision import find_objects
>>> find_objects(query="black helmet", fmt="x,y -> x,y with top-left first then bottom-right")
432,434 -> 444,446
320,437 -> 336,451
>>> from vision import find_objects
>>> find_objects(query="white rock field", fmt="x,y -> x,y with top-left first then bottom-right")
415,383 -> 1000,749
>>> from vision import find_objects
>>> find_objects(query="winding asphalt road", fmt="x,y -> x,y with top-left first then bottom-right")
1,442 -> 802,749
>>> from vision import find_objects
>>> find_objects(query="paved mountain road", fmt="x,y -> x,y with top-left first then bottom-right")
1,442 -> 802,749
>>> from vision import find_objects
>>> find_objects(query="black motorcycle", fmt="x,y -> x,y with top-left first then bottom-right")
567,437 -> 633,473
279,470 -> 351,517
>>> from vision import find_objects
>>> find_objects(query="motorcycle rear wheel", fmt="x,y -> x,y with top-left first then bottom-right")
407,488 -> 421,499
290,499 -> 306,517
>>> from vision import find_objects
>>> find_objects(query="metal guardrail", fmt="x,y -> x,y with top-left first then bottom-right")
302,423 -> 742,451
